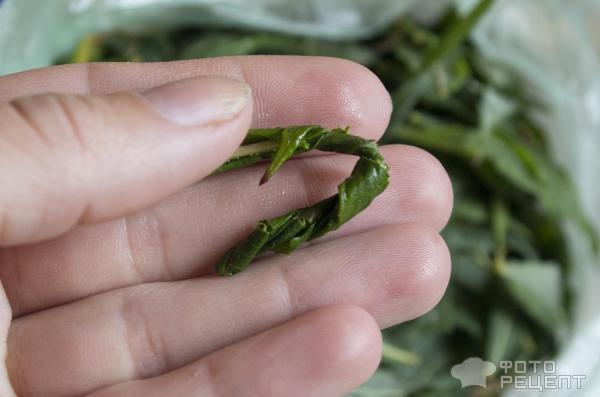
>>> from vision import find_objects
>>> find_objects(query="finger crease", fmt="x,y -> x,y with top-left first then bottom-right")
119,292 -> 170,379
122,217 -> 146,283
10,100 -> 52,148
275,263 -> 302,320
4,247 -> 25,316
200,357 -> 221,397
54,95 -> 88,154
152,211 -> 176,281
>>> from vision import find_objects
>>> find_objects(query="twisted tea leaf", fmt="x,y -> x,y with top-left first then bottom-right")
213,125 -> 390,276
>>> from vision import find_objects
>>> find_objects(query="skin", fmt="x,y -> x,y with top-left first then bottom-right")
0,56 -> 453,397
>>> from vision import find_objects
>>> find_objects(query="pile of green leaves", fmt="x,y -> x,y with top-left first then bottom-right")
61,1 -> 597,395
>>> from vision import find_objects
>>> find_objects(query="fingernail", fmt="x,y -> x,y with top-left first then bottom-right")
142,76 -> 251,126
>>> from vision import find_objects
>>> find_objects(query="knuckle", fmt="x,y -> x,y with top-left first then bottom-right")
6,97 -> 53,148
7,93 -> 102,156
121,210 -> 174,283
0,96 -> 91,244
52,95 -> 91,154
273,262 -> 303,315
198,357 -> 221,397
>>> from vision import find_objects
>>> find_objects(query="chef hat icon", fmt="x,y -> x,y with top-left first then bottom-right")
451,357 -> 497,388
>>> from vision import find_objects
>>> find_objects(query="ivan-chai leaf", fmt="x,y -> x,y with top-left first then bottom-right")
213,125 -> 389,276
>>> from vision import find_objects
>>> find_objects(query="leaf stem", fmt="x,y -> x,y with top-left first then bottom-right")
230,141 -> 278,159
382,341 -> 422,366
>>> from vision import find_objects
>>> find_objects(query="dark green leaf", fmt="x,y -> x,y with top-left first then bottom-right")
215,126 -> 389,276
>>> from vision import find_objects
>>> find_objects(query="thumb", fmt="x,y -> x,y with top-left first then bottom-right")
0,75 -> 252,246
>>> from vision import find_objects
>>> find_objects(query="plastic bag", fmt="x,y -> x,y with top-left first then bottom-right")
473,1 -> 600,395
1,0 -> 599,395
0,0 -> 420,75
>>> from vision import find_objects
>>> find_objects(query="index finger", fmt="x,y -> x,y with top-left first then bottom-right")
0,56 -> 392,141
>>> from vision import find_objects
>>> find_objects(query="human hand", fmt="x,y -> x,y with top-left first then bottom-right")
0,57 -> 452,397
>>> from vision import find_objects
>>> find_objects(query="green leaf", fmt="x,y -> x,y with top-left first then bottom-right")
486,309 -> 517,364
382,340 -> 422,366
491,198 -> 509,270
500,260 -> 567,334
390,0 -> 494,123
349,369 -> 406,397
215,126 -> 389,276
479,87 -> 517,134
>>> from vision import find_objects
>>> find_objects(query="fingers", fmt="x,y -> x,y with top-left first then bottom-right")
0,57 -> 392,141
0,282 -> 15,397
2,145 -> 453,316
7,224 -> 450,396
87,305 -> 381,397
0,76 -> 253,245
0,56 -> 392,246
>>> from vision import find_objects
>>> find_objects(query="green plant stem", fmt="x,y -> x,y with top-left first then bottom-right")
382,341 -> 422,366
391,0 -> 494,124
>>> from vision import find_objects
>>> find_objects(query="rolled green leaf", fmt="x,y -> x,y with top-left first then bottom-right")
214,125 -> 390,276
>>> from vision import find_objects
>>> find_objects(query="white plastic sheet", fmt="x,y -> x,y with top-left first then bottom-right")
474,1 -> 600,395
0,0 -> 419,75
